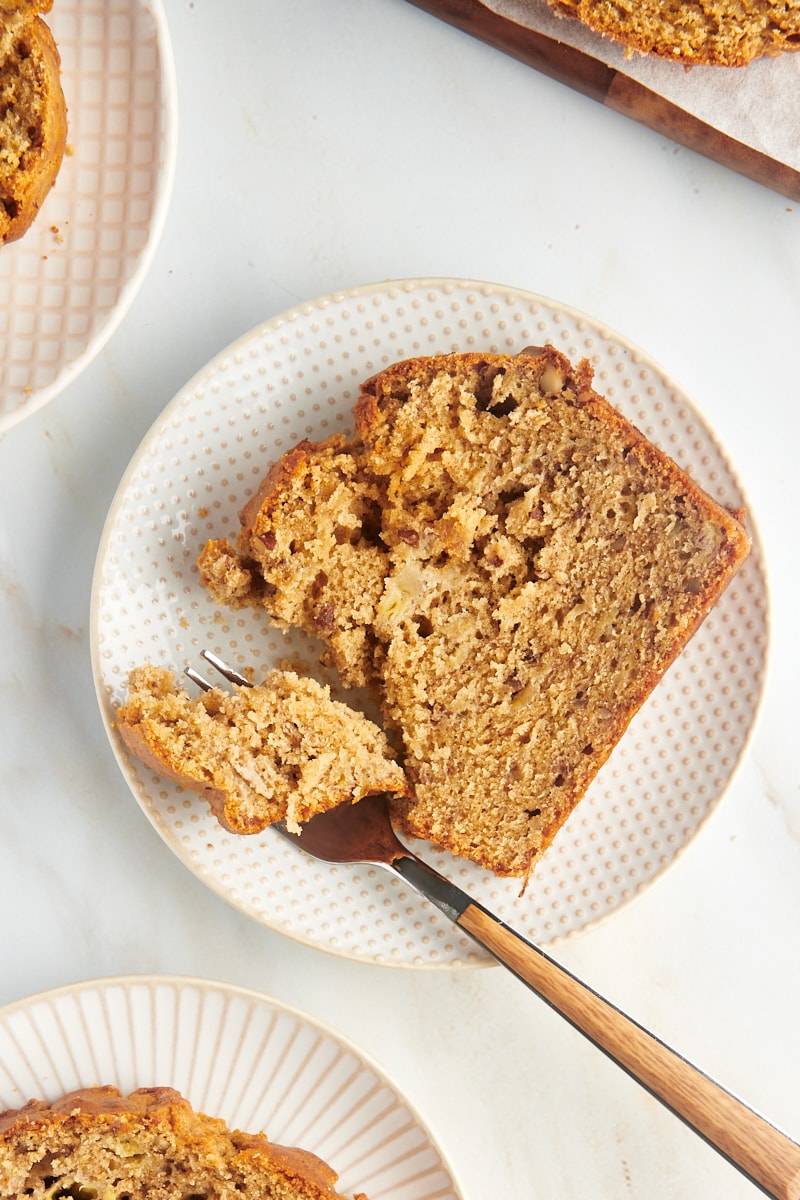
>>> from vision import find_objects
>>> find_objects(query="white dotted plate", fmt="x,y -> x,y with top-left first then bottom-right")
90,278 -> 768,968
0,974 -> 462,1200
0,0 -> 177,433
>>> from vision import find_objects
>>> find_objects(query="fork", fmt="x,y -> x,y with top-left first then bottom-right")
188,650 -> 800,1200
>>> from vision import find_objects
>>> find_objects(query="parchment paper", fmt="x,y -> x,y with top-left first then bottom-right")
488,0 -> 800,172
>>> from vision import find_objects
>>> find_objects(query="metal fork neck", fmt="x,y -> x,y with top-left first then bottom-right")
389,853 -> 471,925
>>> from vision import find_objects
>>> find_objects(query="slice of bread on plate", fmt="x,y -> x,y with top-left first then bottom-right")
199,348 -> 750,881
0,1085 -> 366,1199
0,0 -> 67,244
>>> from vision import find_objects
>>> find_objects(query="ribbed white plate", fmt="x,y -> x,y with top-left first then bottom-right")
0,0 -> 177,432
91,278 -> 769,968
0,975 -> 461,1200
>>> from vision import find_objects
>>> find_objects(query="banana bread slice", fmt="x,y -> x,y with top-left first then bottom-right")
545,0 -> 800,66
0,1085 -> 366,1199
116,664 -> 409,834
199,348 -> 750,880
0,1 -> 67,244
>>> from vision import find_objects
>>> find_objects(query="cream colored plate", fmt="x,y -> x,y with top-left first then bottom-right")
0,974 -> 462,1200
0,0 -> 177,433
91,278 -> 769,968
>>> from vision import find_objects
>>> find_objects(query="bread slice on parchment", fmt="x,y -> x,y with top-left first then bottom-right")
543,0 -> 800,67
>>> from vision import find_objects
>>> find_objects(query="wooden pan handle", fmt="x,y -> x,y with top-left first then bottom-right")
460,902 -> 800,1200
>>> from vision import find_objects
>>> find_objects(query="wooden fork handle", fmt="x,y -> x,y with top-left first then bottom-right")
393,856 -> 800,1199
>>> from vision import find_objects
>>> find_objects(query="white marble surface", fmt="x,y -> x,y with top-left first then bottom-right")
1,2 -> 799,1198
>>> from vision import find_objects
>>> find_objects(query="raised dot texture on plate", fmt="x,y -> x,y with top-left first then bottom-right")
91,278 -> 768,969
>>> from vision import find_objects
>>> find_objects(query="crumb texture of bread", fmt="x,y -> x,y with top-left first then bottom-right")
116,664 -> 409,834
0,1085 -> 367,1199
546,0 -> 800,65
199,349 -> 750,879
0,0 -> 67,244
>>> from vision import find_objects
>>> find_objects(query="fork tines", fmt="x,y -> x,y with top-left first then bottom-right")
184,649 -> 251,693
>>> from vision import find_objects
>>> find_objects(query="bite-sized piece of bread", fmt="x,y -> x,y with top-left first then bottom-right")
0,1085 -> 366,1199
545,0 -> 800,66
199,349 -> 750,880
116,663 -> 409,834
0,0 -> 67,244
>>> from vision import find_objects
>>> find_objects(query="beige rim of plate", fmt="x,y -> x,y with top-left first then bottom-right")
90,277 -> 769,969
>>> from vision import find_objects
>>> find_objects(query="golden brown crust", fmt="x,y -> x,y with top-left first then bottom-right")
544,0 -> 800,66
201,349 -> 750,879
0,5 -> 68,244
0,1085 -> 364,1198
238,439 -> 344,531
115,699 -> 249,830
